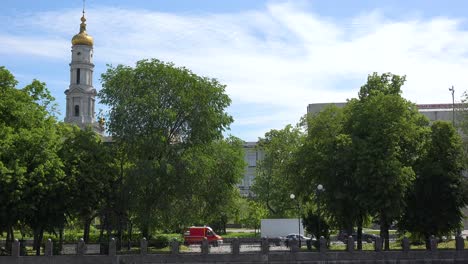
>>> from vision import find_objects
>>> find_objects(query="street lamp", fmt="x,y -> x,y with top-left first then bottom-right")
290,193 -> 301,247
449,86 -> 455,126
316,184 -> 324,242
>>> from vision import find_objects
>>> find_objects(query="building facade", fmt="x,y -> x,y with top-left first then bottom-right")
238,142 -> 263,197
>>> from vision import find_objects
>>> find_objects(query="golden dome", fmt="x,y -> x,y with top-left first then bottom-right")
72,14 -> 93,46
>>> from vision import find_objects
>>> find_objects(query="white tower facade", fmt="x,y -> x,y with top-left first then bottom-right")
64,12 -> 103,133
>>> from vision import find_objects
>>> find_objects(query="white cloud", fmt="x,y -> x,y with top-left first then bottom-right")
0,35 -> 68,59
1,1 -> 468,140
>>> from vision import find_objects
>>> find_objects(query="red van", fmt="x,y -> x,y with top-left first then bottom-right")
183,226 -> 223,246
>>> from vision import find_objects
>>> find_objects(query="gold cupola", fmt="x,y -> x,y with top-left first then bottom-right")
71,12 -> 94,46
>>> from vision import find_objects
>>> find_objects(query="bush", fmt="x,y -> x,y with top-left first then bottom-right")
149,235 -> 169,249
63,230 -> 81,242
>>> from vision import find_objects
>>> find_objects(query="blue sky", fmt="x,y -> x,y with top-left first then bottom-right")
2,0 -> 468,141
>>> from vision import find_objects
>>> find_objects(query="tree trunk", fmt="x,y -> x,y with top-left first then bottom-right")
99,214 -> 106,255
83,217 -> 92,243
33,227 -> 43,256
424,233 -> 431,250
223,218 -> 227,235
381,219 -> 390,251
117,217 -> 123,251
357,217 -> 363,250
59,228 -> 64,255
98,214 -> 105,242
379,219 -> 384,250
127,222 -> 132,250
346,226 -> 353,240
32,229 -> 38,252
5,226 -> 13,253
106,223 -> 112,239
141,225 -> 149,240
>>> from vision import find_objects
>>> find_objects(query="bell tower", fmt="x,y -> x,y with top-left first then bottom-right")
64,7 -> 103,134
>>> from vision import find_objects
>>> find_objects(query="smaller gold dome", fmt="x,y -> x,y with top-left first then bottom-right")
71,14 -> 93,46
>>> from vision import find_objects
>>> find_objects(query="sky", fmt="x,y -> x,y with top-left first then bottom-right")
2,0 -> 468,141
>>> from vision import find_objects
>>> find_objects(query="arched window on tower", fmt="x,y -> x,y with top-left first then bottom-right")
76,68 -> 81,84
74,105 -> 80,116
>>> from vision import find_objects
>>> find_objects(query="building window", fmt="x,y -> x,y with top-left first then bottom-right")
76,69 -> 80,84
247,152 -> 257,167
74,105 -> 79,116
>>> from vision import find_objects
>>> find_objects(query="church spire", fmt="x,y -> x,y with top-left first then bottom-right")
71,0 -> 94,46
65,3 -> 102,135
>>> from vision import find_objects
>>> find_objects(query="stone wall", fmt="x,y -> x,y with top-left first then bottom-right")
0,237 -> 467,264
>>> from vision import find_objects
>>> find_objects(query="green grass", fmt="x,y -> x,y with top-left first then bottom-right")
328,229 -> 397,236
326,240 -> 459,251
222,232 -> 260,238
362,229 -> 398,235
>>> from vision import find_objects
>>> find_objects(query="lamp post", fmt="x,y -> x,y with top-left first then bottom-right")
290,193 -> 301,247
449,86 -> 455,126
316,184 -> 324,242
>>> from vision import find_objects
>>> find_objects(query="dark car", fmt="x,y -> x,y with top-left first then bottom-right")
337,231 -> 378,243
281,234 -> 314,247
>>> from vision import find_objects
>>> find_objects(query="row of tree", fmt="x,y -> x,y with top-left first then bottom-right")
0,61 -> 248,255
2,60 -> 467,253
254,73 -> 468,250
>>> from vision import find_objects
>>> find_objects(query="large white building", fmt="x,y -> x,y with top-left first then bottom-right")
238,142 -> 263,197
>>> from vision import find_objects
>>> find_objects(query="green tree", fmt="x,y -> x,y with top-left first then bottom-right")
302,209 -> 330,241
239,199 -> 268,234
252,124 -> 304,218
99,59 -> 233,238
400,121 -> 467,248
168,136 -> 245,234
0,67 -> 26,250
0,66 -> 67,255
293,73 -> 429,250
59,125 -> 115,243
293,105 -> 366,247
345,73 -> 428,250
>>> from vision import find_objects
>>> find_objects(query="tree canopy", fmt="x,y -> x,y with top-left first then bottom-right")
400,121 -> 467,248
0,66 -> 66,254
99,59 -> 243,237
287,72 -> 464,250
345,73 -> 429,249
252,124 -> 304,218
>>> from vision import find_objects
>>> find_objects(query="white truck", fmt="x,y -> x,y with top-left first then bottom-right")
260,218 -> 304,238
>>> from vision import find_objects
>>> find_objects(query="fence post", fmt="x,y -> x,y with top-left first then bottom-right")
346,236 -> 354,252
140,237 -> 147,255
290,238 -> 299,252
429,235 -> 437,251
456,235 -> 464,251
109,238 -> 116,256
402,237 -> 410,252
11,239 -> 20,257
374,237 -> 382,252
45,239 -> 53,256
319,236 -> 327,253
171,239 -> 180,254
201,237 -> 209,254
261,237 -> 269,254
232,238 -> 240,254
77,238 -> 86,255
